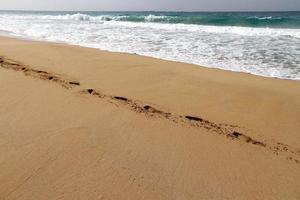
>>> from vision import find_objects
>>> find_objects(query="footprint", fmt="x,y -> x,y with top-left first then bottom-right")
69,81 -> 80,86
229,131 -> 266,147
87,89 -> 94,94
143,105 -> 164,114
114,96 -> 128,101
185,116 -> 203,122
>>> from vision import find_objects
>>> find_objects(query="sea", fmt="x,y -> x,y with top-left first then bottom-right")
0,11 -> 300,80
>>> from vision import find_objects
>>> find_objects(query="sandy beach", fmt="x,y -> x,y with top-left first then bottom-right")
0,36 -> 300,199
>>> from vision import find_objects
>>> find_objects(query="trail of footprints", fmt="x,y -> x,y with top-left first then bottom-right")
1,56 -> 299,164
0,57 -> 80,89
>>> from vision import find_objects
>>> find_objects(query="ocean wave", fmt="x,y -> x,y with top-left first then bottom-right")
144,14 -> 168,22
0,11 -> 299,80
1,12 -> 300,39
248,16 -> 282,20
40,13 -> 108,21
14,13 -> 165,22
50,13 -> 169,23
3,12 -> 299,28
103,20 -> 300,39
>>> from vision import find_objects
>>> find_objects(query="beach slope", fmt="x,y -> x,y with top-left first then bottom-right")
0,36 -> 300,200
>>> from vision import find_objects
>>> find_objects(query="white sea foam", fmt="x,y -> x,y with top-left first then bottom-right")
0,12 -> 299,80
144,14 -> 167,22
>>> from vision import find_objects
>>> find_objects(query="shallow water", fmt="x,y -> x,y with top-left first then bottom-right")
0,11 -> 299,80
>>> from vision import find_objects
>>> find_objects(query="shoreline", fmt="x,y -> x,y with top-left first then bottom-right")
1,33 -> 299,82
1,35 -> 300,199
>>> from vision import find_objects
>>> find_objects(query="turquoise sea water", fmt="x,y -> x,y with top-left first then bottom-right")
1,11 -> 300,28
0,11 -> 300,79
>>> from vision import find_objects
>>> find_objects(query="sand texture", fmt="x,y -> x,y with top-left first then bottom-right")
0,36 -> 300,200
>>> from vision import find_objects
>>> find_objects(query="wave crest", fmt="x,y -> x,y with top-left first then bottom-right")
3,12 -> 299,28
40,13 -> 168,23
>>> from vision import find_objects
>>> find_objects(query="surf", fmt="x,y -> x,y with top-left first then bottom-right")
0,11 -> 299,80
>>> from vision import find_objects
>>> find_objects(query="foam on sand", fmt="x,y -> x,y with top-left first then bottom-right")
0,11 -> 300,80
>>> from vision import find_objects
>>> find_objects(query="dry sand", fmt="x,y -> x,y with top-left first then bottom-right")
0,36 -> 299,200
